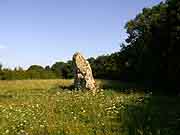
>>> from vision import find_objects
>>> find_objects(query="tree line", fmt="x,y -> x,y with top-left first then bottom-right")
0,0 -> 179,92
93,0 -> 180,93
0,54 -> 120,80
0,63 -> 72,80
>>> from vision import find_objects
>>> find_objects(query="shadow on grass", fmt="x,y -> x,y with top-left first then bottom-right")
97,80 -> 150,93
57,85 -> 75,90
47,84 -> 75,95
0,94 -> 13,100
118,95 -> 180,135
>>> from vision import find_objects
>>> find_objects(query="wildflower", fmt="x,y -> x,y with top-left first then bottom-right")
114,110 -> 119,114
9,106 -> 13,110
40,125 -> 45,128
12,126 -> 16,130
24,120 -> 27,123
82,110 -> 86,113
56,92 -> 60,95
100,89 -> 104,92
43,120 -> 47,123
20,130 -> 25,133
5,130 -> 9,134
2,108 -> 6,112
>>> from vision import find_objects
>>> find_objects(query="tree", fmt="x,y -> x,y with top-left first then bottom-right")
123,0 -> 180,92
0,64 -> 2,71
27,65 -> 44,71
51,61 -> 73,79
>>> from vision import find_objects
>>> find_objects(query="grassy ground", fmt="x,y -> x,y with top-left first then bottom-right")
0,80 -> 179,135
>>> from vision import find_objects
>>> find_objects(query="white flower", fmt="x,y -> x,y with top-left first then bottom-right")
5,130 -> 9,134
9,106 -> 13,110
56,92 -> 60,95
82,110 -> 86,113
112,105 -> 116,109
24,120 -> 27,123
40,125 -> 45,128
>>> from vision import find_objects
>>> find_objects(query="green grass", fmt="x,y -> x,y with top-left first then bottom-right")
0,80 -> 179,135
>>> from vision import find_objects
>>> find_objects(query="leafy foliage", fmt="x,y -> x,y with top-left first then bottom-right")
121,0 -> 180,92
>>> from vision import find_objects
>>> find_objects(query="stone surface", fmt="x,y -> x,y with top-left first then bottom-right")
73,52 -> 96,91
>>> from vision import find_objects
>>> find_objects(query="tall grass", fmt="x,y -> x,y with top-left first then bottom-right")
0,80 -> 179,135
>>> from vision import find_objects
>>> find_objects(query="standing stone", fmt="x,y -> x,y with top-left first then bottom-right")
73,52 -> 96,92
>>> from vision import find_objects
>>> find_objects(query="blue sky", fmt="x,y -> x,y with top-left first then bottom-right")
0,0 -> 163,69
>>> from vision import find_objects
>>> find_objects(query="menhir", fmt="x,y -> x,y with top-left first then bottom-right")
73,52 -> 96,92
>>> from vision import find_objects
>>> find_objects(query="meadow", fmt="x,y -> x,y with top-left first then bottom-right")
0,80 -> 179,135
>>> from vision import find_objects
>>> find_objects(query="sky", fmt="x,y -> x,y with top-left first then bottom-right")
0,0 -> 163,69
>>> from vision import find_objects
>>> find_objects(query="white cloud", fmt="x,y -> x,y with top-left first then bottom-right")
0,44 -> 7,49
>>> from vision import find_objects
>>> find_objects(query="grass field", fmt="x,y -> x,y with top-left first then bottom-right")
0,80 -> 179,135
